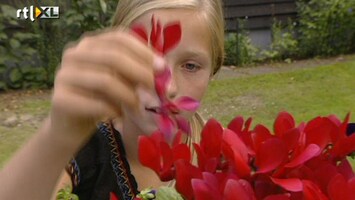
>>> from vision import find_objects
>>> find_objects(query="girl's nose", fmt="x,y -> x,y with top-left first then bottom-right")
166,71 -> 178,100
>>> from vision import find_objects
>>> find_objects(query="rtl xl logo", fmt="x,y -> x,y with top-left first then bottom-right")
16,6 -> 59,21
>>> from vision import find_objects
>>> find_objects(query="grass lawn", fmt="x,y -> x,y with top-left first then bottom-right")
202,59 -> 355,128
0,56 -> 354,168
0,91 -> 50,167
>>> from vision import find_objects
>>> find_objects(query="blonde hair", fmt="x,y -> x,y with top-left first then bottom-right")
112,0 -> 225,75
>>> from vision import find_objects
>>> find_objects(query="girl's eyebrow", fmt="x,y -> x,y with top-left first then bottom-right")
180,49 -> 210,62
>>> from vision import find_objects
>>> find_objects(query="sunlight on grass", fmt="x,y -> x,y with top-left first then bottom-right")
20,99 -> 51,114
0,125 -> 36,167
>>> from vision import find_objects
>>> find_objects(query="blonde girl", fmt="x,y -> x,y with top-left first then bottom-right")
0,0 -> 224,199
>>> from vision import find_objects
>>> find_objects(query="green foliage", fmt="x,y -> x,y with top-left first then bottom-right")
156,187 -> 184,200
224,20 -> 259,66
56,186 -> 79,200
0,4 -> 42,90
223,0 -> 355,66
261,20 -> 299,62
297,0 -> 355,57
0,0 -> 118,90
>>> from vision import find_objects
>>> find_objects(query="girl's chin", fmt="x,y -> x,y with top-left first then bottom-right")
136,122 -> 159,134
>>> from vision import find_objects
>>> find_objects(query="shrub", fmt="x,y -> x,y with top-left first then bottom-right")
224,20 -> 259,66
0,0 -> 118,90
297,0 -> 355,57
261,20 -> 299,62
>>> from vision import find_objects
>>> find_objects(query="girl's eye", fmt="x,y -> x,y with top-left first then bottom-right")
182,63 -> 201,72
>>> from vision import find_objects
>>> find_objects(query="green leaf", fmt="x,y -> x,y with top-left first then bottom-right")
1,4 -> 17,18
156,187 -> 184,200
9,39 -> 20,49
8,19 -> 19,26
14,32 -> 39,41
0,32 -> 7,40
99,0 -> 107,13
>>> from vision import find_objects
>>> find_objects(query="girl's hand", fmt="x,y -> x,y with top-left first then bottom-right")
48,29 -> 164,143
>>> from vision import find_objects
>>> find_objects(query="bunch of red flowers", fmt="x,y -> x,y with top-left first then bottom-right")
138,112 -> 355,200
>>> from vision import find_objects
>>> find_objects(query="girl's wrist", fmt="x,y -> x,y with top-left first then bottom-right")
42,117 -> 92,154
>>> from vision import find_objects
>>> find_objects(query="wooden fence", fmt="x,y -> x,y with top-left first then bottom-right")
224,0 -> 297,32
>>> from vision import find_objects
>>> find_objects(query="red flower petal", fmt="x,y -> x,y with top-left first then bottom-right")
175,116 -> 191,134
243,117 -> 253,133
228,116 -> 244,133
270,177 -> 303,192
160,142 -> 174,180
154,67 -> 171,98
223,129 -> 251,177
157,114 -> 175,139
192,179 -> 219,200
223,179 -> 255,200
201,119 -> 223,158
175,160 -> 202,200
274,112 -> 295,137
150,16 -> 163,53
263,194 -> 291,200
255,138 -> 287,173
229,116 -> 254,152
192,174 -> 222,200
337,159 -> 355,180
302,180 -> 328,200
174,96 -> 200,111
280,128 -> 301,152
305,119 -> 332,152
173,143 -> 191,162
331,134 -> 355,158
253,124 -> 273,152
339,113 -> 351,137
328,174 -> 354,200
285,144 -> 320,168
110,192 -> 119,200
194,143 -> 207,170
201,172 -> 220,190
138,136 -> 160,174
131,24 -> 148,43
163,23 -> 182,54
313,163 -> 338,192
223,129 -> 249,161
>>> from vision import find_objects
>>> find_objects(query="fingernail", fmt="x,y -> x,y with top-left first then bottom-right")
153,55 -> 166,71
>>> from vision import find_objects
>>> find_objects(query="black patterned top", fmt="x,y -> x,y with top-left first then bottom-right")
66,122 -> 138,200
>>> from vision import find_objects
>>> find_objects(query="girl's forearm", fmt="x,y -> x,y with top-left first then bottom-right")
0,118 -> 85,200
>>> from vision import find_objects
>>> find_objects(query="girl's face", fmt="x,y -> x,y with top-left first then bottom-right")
123,8 -> 212,134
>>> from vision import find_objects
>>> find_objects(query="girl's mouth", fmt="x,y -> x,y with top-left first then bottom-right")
145,106 -> 162,114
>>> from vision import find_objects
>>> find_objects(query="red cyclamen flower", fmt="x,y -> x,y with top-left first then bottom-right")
132,16 -> 200,138
138,131 -> 191,181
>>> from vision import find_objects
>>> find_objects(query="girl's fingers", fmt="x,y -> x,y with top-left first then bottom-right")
93,31 -> 159,70
63,44 -> 155,89
56,66 -> 139,111
52,86 -> 119,124
76,31 -> 166,72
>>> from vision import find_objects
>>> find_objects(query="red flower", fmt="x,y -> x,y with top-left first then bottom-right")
138,131 -> 191,181
137,111 -> 355,200
109,192 -> 119,200
132,16 -> 200,139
